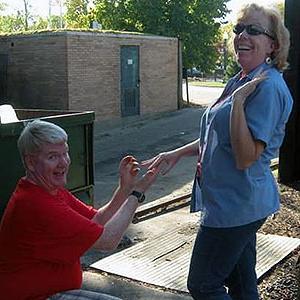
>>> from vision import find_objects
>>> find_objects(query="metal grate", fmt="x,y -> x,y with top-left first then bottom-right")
91,231 -> 300,293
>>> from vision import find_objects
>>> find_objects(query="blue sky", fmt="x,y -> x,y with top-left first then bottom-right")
1,0 -> 282,20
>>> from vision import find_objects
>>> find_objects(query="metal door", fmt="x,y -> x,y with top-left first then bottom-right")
120,46 -> 140,116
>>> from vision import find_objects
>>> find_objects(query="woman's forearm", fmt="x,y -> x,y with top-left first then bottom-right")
230,100 -> 263,169
173,139 -> 200,158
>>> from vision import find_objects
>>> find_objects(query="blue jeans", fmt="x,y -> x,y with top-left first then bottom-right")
187,218 -> 266,300
49,289 -> 122,299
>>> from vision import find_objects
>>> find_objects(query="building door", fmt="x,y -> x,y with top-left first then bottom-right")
0,54 -> 8,103
120,46 -> 140,117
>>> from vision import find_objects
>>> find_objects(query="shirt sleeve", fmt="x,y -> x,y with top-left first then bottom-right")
23,190 -> 104,265
63,189 -> 98,220
244,79 -> 282,145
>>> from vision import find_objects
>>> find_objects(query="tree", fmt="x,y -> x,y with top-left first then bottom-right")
65,0 -> 91,28
275,2 -> 284,18
0,0 -> 35,32
30,16 -> 58,31
0,13 -> 25,33
0,1 -> 6,11
92,0 -> 229,72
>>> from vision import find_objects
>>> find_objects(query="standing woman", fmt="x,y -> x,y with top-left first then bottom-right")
142,3 -> 293,300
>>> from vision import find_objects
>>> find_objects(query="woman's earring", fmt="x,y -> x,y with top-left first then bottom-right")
265,57 -> 272,65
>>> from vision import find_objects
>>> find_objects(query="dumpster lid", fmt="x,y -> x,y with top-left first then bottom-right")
0,104 -> 19,124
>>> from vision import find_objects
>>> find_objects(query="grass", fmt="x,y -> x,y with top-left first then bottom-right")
187,80 -> 226,88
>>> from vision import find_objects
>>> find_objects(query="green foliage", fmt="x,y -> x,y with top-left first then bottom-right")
92,0 -> 230,72
65,0 -> 91,28
275,2 -> 284,18
0,0 -> 231,73
225,55 -> 240,80
49,15 -> 65,29
0,1 -> 7,11
27,17 -> 48,31
0,13 -> 25,33
29,16 -> 65,31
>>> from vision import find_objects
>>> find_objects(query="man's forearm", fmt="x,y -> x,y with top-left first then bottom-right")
92,196 -> 139,251
92,186 -> 130,225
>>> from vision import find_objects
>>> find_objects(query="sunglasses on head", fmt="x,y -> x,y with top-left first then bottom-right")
233,23 -> 275,40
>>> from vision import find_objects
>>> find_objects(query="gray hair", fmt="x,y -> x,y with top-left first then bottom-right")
18,120 -> 68,162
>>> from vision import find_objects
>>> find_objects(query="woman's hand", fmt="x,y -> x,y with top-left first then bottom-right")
230,76 -> 266,169
133,167 -> 160,193
232,76 -> 266,105
141,150 -> 180,176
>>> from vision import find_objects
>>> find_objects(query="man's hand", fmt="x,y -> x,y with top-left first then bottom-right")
119,154 -> 160,195
119,155 -> 140,193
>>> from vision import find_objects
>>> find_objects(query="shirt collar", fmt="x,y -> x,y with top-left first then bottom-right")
238,63 -> 271,81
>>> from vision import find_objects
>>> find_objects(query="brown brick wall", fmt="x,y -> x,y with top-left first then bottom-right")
67,32 -> 178,120
0,31 -> 178,120
67,33 -> 121,119
140,38 -> 178,114
0,33 -> 68,110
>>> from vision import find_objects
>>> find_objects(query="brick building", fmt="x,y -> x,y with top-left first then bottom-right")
0,30 -> 180,120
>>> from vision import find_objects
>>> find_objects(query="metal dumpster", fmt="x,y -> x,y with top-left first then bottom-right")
0,109 -> 95,218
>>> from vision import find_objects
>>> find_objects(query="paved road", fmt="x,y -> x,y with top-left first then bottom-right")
182,83 -> 224,106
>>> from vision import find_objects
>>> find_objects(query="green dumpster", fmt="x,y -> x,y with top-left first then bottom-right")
0,109 -> 95,218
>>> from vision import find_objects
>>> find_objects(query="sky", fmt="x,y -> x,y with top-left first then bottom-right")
1,0 -> 282,20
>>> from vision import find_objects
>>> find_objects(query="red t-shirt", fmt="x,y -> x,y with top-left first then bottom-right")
0,178 -> 103,300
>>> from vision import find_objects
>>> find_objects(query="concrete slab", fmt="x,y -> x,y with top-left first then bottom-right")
91,224 -> 300,293
82,271 -> 193,300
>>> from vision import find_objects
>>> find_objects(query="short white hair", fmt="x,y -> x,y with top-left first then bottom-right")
18,120 -> 68,162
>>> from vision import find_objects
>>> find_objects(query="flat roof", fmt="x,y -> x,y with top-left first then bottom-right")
0,29 -> 177,41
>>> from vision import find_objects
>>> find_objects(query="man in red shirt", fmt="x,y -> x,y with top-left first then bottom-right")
0,120 -> 159,299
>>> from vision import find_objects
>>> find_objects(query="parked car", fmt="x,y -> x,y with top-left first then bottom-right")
187,67 -> 202,78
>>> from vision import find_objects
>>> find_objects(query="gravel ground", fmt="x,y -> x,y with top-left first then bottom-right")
258,182 -> 300,300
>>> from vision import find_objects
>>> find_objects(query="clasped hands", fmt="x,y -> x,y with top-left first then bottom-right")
119,151 -> 178,196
